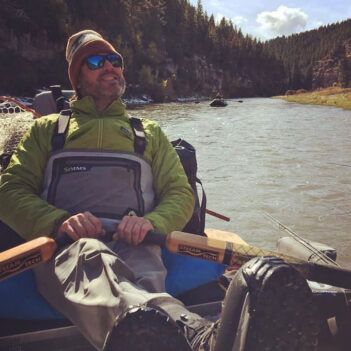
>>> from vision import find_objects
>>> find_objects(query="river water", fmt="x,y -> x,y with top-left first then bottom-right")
133,98 -> 351,267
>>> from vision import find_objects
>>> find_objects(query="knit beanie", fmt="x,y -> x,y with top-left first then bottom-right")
66,29 -> 124,91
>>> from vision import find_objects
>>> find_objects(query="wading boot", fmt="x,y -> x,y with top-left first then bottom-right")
215,256 -> 320,351
104,306 -> 192,351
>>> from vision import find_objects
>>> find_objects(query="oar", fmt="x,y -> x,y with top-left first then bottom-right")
145,231 -> 351,289
1,230 -> 351,289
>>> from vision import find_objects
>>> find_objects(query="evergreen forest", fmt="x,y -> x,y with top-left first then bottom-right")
0,0 -> 350,100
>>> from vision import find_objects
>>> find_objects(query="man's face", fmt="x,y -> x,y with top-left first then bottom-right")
77,52 -> 126,100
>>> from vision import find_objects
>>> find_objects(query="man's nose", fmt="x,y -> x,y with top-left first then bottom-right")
103,59 -> 114,69
103,59 -> 121,70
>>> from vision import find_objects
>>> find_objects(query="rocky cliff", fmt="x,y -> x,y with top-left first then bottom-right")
0,24 -> 279,98
312,38 -> 351,89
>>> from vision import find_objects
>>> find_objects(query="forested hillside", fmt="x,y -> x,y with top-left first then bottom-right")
264,19 -> 351,90
0,0 -> 350,100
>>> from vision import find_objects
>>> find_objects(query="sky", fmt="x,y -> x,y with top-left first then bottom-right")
189,0 -> 351,40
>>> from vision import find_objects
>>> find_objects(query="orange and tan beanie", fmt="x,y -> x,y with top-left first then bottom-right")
66,29 -> 123,91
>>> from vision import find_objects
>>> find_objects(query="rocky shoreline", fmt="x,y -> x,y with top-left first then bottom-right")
3,94 -> 210,110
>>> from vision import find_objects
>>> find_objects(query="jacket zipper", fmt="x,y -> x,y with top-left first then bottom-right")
98,118 -> 103,149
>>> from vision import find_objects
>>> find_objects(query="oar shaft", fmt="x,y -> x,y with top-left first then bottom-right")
0,232 -> 165,281
0,235 -> 76,281
165,230 -> 296,266
163,231 -> 351,290
0,237 -> 58,281
1,230 -> 351,290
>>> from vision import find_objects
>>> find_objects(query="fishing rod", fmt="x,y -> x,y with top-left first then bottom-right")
328,162 -> 351,168
262,211 -> 340,268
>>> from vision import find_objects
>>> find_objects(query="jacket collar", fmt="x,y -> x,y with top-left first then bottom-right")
70,96 -> 128,119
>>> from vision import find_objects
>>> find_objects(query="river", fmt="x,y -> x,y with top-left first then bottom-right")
133,98 -> 351,268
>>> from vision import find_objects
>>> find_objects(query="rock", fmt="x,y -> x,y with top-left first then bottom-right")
312,38 -> 351,89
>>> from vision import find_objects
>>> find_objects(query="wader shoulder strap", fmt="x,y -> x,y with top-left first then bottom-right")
52,109 -> 72,151
50,85 -> 66,113
51,112 -> 146,155
129,117 -> 146,156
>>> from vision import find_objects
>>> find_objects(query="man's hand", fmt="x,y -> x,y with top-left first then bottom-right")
113,216 -> 153,245
57,211 -> 105,241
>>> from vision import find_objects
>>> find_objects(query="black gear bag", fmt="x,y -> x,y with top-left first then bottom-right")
171,139 -> 206,236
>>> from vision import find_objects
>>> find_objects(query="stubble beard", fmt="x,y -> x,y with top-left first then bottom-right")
79,71 -> 126,101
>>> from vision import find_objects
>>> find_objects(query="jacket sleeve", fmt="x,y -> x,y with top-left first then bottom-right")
143,124 -> 195,234
0,118 -> 71,241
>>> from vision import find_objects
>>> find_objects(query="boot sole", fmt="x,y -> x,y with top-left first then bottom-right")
105,306 -> 192,351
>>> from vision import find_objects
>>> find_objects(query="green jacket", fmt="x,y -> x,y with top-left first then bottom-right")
0,97 -> 194,241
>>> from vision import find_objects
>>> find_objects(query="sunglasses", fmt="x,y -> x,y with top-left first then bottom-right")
84,54 -> 123,70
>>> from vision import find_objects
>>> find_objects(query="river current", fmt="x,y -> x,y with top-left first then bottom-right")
133,98 -> 351,267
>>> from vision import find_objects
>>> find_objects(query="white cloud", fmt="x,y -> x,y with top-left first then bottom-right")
232,15 -> 248,26
256,5 -> 308,36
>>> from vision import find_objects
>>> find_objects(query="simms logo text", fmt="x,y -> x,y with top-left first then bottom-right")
64,166 -> 87,173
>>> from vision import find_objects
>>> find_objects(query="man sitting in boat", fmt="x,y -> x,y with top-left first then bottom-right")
210,92 -> 226,107
0,29 -> 318,351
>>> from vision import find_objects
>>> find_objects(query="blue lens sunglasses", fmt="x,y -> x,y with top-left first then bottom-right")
84,54 -> 123,70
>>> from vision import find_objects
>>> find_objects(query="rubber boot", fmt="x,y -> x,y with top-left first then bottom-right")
214,256 -> 320,351
104,305 -> 193,351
